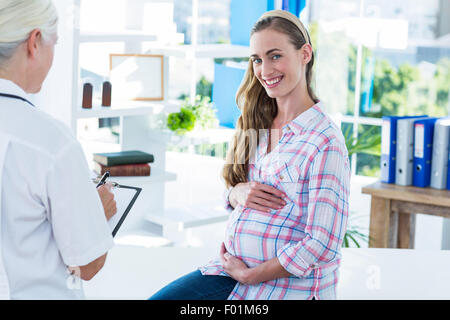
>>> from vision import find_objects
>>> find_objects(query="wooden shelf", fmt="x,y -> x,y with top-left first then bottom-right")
362,180 -> 450,248
362,181 -> 450,207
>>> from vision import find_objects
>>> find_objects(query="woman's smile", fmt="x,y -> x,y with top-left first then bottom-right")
250,28 -> 307,99
263,75 -> 283,88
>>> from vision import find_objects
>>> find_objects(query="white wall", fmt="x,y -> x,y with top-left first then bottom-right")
31,0 -> 75,129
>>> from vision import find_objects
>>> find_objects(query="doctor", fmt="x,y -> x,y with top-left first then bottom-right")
0,0 -> 117,299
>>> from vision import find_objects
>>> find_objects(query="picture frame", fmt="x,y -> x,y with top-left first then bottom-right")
109,54 -> 164,101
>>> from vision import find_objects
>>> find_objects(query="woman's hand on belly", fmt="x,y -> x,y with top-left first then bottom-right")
220,242 -> 293,285
229,182 -> 287,213
220,242 -> 255,285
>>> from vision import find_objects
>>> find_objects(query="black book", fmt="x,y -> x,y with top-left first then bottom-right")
93,150 -> 154,166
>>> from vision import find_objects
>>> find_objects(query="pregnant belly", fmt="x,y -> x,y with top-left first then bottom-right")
225,210 -> 304,268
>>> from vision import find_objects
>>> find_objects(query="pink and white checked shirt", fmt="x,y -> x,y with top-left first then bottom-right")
200,102 -> 351,300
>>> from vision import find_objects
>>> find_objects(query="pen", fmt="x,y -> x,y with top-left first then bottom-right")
96,171 -> 110,188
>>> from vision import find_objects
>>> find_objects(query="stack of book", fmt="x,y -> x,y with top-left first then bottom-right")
380,115 -> 450,189
93,150 -> 154,176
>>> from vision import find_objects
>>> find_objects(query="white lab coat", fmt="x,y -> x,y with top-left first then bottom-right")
0,79 -> 114,299
0,133 -> 11,299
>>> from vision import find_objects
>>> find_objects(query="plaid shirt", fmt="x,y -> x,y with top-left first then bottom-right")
200,102 -> 351,300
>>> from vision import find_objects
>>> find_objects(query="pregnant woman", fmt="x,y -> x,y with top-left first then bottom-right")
149,9 -> 351,300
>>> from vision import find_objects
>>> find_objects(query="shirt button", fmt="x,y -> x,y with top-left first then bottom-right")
280,175 -> 284,180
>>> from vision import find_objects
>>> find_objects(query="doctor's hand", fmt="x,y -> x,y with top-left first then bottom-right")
229,182 -> 287,213
97,182 -> 117,221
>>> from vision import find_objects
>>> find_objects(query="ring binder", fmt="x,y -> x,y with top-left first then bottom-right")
396,116 -> 428,186
430,118 -> 450,189
413,118 -> 438,188
381,115 -> 427,184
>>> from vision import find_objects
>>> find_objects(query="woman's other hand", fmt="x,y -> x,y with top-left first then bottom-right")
229,182 -> 286,212
220,243 -> 256,285
97,182 -> 117,221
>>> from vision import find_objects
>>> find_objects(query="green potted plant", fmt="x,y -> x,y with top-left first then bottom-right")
183,95 -> 219,130
166,107 -> 196,135
166,95 -> 219,135
341,124 -> 381,248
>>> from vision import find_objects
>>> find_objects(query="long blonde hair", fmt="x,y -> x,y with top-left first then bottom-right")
222,15 -> 318,188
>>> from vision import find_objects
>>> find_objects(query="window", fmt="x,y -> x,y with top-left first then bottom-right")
75,0 -> 450,180
310,0 -> 450,177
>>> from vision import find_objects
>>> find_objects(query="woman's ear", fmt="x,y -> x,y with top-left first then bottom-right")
300,43 -> 313,65
26,29 -> 42,59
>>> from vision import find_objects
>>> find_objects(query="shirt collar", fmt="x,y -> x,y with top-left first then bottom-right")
0,78 -> 29,101
283,101 -> 323,135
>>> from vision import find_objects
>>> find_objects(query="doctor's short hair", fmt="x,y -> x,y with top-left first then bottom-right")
0,0 -> 58,65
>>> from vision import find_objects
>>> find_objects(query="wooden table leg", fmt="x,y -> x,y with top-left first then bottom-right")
369,196 -> 391,248
397,213 -> 416,249
388,211 -> 398,248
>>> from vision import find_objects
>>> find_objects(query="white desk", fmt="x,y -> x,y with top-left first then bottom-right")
337,248 -> 450,299
84,246 -> 217,300
83,246 -> 450,300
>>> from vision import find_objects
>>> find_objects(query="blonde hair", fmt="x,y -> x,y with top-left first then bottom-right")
222,12 -> 318,188
259,10 -> 311,45
0,0 -> 58,64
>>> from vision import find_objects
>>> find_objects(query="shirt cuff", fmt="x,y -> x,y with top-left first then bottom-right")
276,242 -> 316,278
63,236 -> 114,267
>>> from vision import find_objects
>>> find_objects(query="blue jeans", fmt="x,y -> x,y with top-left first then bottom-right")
149,270 -> 238,300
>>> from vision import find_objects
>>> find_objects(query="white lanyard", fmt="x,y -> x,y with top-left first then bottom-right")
0,93 -> 34,107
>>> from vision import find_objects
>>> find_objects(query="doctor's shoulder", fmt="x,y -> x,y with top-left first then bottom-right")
18,106 -> 80,156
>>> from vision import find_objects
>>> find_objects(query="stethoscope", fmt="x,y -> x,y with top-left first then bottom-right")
0,93 -> 34,107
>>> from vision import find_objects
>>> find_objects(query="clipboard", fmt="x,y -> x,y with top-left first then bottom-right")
108,183 -> 142,237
